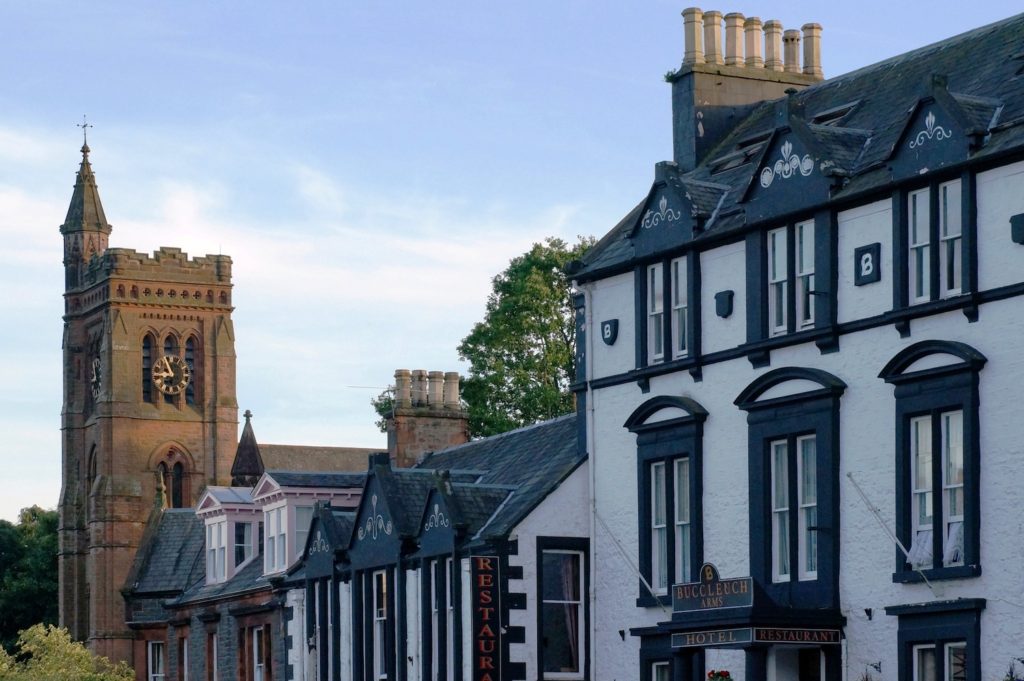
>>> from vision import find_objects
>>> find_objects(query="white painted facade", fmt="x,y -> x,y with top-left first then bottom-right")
579,151 -> 1024,680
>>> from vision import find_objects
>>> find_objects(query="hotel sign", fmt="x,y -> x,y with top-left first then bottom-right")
673,563 -> 753,613
673,627 -> 841,649
472,555 -> 501,681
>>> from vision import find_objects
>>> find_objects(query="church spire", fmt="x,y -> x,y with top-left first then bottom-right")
60,132 -> 112,290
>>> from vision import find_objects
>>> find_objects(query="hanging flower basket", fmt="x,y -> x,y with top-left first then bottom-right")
708,671 -> 733,681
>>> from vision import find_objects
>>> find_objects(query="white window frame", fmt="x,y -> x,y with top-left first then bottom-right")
209,633 -> 218,681
796,435 -> 818,581
430,561 -> 440,681
650,461 -> 668,593
945,641 -> 967,681
372,570 -> 388,681
671,256 -> 688,359
181,637 -> 189,681
234,520 -> 254,570
264,505 -> 287,573
206,521 -> 226,584
647,263 -> 665,362
939,180 -> 962,298
795,220 -> 815,328
540,549 -> 584,680
148,640 -> 166,681
913,643 -> 936,681
253,626 -> 265,681
909,188 -> 931,304
770,439 -> 790,582
673,458 -> 691,584
768,227 -> 789,336
652,662 -> 670,681
445,558 -> 455,681
908,410 -> 964,569
295,505 -> 314,562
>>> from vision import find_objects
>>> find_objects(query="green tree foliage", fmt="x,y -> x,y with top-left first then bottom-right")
457,236 -> 593,436
370,389 -> 394,434
0,624 -> 133,681
0,507 -> 59,653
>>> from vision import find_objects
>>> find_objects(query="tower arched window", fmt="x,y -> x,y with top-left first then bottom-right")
185,337 -> 197,405
142,335 -> 154,403
163,335 -> 179,405
171,462 -> 184,509
157,462 -> 169,506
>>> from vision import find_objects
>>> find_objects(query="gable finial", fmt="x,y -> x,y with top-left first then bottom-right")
244,409 -> 253,423
76,115 -> 93,154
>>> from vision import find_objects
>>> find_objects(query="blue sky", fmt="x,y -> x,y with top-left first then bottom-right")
0,1 -> 1013,521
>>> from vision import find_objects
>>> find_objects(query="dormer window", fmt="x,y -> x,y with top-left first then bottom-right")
206,521 -> 226,583
234,521 -> 254,567
265,506 -> 287,573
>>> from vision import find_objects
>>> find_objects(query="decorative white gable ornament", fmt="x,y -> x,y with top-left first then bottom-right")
357,494 -> 393,540
909,111 -> 952,149
424,503 -> 450,531
760,140 -> 814,188
642,195 -> 682,229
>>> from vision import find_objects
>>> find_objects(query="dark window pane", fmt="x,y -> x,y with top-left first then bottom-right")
542,603 -> 579,673
542,553 -> 579,601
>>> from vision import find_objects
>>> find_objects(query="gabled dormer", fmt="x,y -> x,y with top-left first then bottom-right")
252,470 -> 362,575
195,487 -> 261,585
628,162 -> 702,259
346,465 -> 403,570
415,476 -> 463,558
888,75 -> 1002,181
741,106 -> 838,223
302,504 -> 355,580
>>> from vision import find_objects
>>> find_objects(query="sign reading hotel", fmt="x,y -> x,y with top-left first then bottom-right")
673,563 -> 753,613
472,555 -> 501,681
673,627 -> 842,649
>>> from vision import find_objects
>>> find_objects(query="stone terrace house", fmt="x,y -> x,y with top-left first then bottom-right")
571,8 -> 1024,681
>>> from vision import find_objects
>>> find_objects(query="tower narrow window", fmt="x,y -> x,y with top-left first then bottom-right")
171,462 -> 184,509
163,335 -> 179,405
142,335 -> 153,403
185,337 -> 197,405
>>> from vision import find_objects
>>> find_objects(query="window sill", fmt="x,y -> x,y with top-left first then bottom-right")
636,593 -> 671,609
892,564 -> 981,583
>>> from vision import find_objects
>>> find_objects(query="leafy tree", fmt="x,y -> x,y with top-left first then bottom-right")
0,624 -> 132,681
370,389 -> 394,434
457,236 -> 593,436
0,507 -> 58,653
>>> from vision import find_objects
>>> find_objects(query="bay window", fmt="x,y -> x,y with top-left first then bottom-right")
264,506 -> 287,573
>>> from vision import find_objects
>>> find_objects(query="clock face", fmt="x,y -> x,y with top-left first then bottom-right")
90,357 -> 102,400
152,355 -> 191,395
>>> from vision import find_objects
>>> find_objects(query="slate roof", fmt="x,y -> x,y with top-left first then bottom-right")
173,551 -> 270,606
126,509 -> 204,595
416,414 -> 583,540
576,12 -> 1024,279
266,470 -> 366,489
205,486 -> 253,505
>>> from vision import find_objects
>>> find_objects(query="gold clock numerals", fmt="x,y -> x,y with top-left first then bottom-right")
90,357 -> 102,400
152,355 -> 191,395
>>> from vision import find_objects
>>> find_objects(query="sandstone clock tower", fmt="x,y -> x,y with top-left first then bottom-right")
58,141 -> 238,663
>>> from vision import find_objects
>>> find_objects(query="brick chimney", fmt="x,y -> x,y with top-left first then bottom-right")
386,369 -> 469,468
669,7 -> 825,171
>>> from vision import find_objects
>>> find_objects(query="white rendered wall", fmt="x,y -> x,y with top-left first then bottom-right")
977,159 -> 1024,291
588,221 -> 1024,680
285,588 -> 306,681
700,242 -> 747,354
405,568 -> 421,681
837,199 -> 893,323
506,463 -> 590,681
589,272 -> 636,380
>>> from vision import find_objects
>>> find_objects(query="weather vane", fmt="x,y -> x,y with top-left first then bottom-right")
77,115 -> 93,146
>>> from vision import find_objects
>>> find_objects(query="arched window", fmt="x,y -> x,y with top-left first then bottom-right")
163,335 -> 179,405
171,462 -> 184,509
185,337 -> 197,405
157,462 -> 169,506
142,335 -> 154,403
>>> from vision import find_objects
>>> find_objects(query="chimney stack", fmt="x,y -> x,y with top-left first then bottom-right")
669,8 -> 825,171
682,8 -> 705,64
743,17 -> 764,68
724,13 -> 744,66
702,11 -> 724,65
801,23 -> 823,78
764,20 -> 783,71
386,368 -> 469,468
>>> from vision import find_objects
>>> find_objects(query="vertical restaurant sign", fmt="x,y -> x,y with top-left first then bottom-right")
472,555 -> 502,681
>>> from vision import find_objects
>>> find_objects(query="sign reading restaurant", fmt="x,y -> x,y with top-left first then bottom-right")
472,555 -> 501,681
673,563 -> 753,613
672,627 -> 842,649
